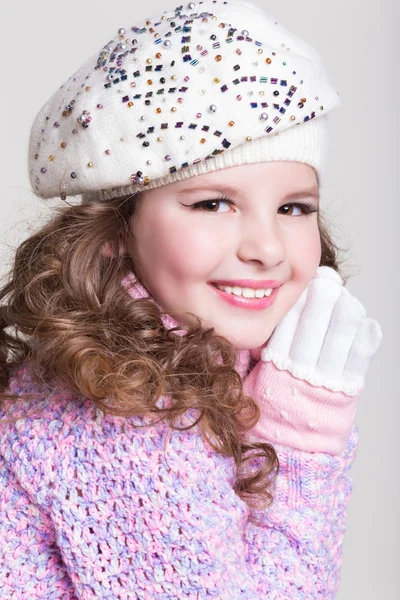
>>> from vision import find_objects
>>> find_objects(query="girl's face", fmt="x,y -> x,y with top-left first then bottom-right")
125,161 -> 321,350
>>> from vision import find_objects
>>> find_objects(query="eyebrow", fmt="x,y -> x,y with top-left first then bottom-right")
176,184 -> 320,202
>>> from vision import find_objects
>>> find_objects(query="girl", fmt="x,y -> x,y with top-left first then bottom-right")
0,1 -> 382,598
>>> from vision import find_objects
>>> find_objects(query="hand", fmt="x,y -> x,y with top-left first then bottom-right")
242,267 -> 383,454
261,266 -> 383,395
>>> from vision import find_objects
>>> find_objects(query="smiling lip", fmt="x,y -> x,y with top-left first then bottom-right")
208,282 -> 281,311
210,280 -> 283,289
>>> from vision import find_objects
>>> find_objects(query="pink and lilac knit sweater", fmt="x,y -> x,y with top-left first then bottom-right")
0,359 -> 358,599
0,276 -> 360,598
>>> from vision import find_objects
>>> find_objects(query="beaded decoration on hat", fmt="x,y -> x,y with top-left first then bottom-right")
28,0 -> 341,202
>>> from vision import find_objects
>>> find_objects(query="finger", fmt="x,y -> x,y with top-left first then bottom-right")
262,286 -> 309,359
342,318 -> 383,383
290,275 -> 343,367
316,294 -> 366,379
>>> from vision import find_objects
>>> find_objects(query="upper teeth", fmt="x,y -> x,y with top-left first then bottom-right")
215,284 -> 273,298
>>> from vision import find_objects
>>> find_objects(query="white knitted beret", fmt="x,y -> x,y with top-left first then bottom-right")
28,0 -> 341,202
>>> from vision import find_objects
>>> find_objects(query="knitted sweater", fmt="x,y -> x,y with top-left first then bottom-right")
0,358 -> 358,599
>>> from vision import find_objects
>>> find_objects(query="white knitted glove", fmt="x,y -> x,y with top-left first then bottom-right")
261,266 -> 383,396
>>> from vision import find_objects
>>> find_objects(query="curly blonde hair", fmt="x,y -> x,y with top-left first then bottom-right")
0,192 -> 348,510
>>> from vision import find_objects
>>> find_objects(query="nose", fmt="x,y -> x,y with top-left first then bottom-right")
237,216 -> 285,268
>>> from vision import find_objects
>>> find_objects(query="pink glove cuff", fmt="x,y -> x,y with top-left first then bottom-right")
242,360 -> 362,455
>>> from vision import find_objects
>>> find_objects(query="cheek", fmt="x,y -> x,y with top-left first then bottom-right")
132,211 -> 223,279
287,224 -> 321,281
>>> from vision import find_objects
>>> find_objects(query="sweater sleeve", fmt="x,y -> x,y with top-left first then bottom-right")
243,423 -> 359,598
0,455 -> 78,599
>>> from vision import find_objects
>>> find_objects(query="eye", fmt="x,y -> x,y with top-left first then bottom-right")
278,202 -> 319,216
181,195 -> 237,213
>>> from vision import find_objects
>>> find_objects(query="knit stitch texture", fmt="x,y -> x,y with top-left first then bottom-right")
0,360 -> 358,599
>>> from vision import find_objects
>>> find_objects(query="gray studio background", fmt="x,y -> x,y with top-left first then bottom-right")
1,1 -> 397,597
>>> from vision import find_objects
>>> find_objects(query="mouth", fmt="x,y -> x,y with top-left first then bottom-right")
208,282 -> 280,311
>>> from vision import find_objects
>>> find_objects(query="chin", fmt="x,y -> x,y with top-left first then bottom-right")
212,327 -> 273,351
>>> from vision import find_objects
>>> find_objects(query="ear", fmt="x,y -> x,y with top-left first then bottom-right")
101,242 -> 126,257
101,242 -> 115,257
